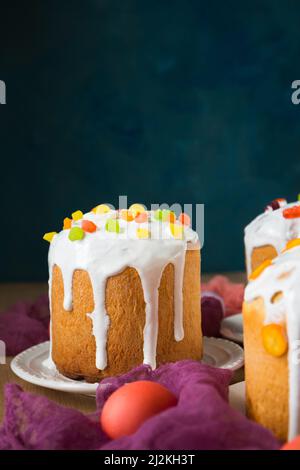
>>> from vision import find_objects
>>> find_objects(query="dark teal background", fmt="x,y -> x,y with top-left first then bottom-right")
0,0 -> 300,281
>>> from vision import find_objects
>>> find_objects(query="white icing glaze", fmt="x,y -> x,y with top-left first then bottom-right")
48,209 -> 199,371
245,246 -> 300,439
244,201 -> 300,276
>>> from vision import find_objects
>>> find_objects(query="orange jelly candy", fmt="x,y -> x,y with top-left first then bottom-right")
178,213 -> 191,226
283,238 -> 300,252
63,217 -> 72,230
249,259 -> 272,280
82,220 -> 97,233
283,205 -> 300,219
262,323 -> 288,357
120,210 -> 134,222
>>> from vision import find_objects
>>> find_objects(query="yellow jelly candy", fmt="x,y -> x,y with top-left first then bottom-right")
283,238 -> 300,252
63,217 -> 72,230
136,228 -> 150,239
120,210 -> 134,222
162,210 -> 176,223
129,203 -> 146,217
72,210 -> 83,221
170,223 -> 184,239
92,204 -> 111,215
249,259 -> 272,280
69,227 -> 85,241
262,323 -> 288,357
43,232 -> 57,243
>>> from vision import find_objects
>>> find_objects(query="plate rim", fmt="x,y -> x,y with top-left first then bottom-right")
220,313 -> 243,344
10,337 -> 244,394
203,336 -> 244,371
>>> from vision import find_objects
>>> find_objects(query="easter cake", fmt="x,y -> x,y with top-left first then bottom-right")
244,198 -> 300,277
243,199 -> 300,441
44,204 -> 202,382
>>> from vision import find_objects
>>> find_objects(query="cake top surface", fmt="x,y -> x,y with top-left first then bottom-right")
43,203 -> 199,246
245,199 -> 300,244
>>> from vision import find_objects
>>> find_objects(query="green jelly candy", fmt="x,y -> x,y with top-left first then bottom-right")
69,227 -> 85,241
154,209 -> 163,221
105,219 -> 121,233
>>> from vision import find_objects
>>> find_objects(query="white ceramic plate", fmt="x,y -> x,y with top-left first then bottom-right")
220,313 -> 243,344
11,337 -> 244,396
228,380 -> 245,414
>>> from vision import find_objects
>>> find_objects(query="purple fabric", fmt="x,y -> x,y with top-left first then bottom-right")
0,361 -> 280,450
0,383 -> 106,450
201,291 -> 225,337
0,295 -> 49,355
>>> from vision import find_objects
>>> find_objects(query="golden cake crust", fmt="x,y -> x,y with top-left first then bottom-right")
250,244 -> 278,274
243,297 -> 289,441
51,248 -> 202,382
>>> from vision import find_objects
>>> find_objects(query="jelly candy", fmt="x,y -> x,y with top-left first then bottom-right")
43,232 -> 57,243
249,259 -> 272,280
72,210 -> 83,221
265,198 -> 287,212
178,213 -> 191,226
63,217 -> 72,230
106,219 -> 121,233
129,203 -> 146,217
262,323 -> 288,357
69,227 -> 85,241
283,205 -> 300,219
136,228 -> 150,239
153,209 -> 163,221
120,210 -> 134,222
82,220 -> 97,233
283,238 -> 300,252
93,204 -> 111,215
170,223 -> 184,239
135,212 -> 148,223
162,210 -> 176,223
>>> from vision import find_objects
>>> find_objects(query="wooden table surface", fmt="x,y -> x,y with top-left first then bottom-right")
0,273 -> 245,423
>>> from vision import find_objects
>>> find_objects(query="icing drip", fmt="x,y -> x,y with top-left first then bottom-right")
245,246 -> 300,439
48,210 -> 198,371
244,201 -> 300,276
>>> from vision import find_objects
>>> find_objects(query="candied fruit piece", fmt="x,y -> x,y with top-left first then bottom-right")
72,210 -> 83,221
283,205 -> 300,219
170,223 -> 184,239
63,217 -> 72,230
249,259 -> 272,280
135,212 -> 148,223
154,209 -> 163,221
162,210 -> 176,223
93,204 -> 111,215
129,203 -> 146,217
43,232 -> 57,243
265,198 -> 287,212
178,213 -> 191,226
283,238 -> 300,252
262,323 -> 288,357
69,227 -> 85,241
120,210 -> 134,222
106,219 -> 121,233
82,220 -> 97,233
136,228 -> 150,239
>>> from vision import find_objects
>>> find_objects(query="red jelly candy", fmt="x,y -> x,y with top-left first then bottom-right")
178,213 -> 191,226
135,212 -> 148,223
283,206 -> 300,219
82,220 -> 97,233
